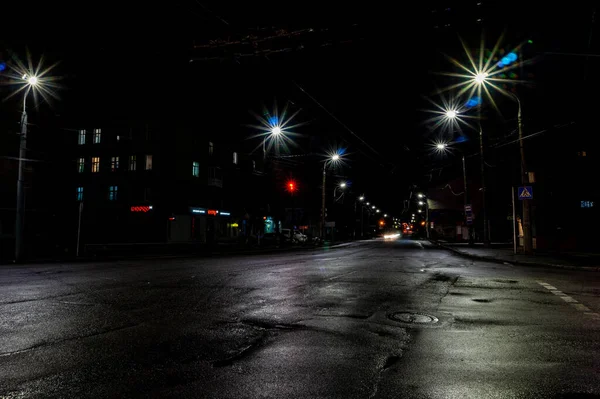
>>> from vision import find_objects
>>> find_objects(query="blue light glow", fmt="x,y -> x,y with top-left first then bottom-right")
455,135 -> 468,143
268,116 -> 278,126
507,52 -> 517,62
465,96 -> 481,108
0,62 -> 5,72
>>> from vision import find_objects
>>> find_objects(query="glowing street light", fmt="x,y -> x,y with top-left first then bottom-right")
13,66 -> 57,262
376,209 -> 380,213
418,193 -> 424,199
321,152 -> 344,239
474,72 -> 488,84
384,214 -> 388,217
418,201 -> 424,205
445,109 -> 457,119
334,181 -> 347,199
372,205 -> 376,209
359,196 -> 365,201
436,143 -> 447,150
366,202 -> 370,206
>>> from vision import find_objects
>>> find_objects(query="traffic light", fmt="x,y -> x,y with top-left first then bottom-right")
286,179 -> 297,193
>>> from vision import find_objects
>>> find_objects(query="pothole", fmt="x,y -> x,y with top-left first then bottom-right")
472,298 -> 493,303
388,312 -> 438,324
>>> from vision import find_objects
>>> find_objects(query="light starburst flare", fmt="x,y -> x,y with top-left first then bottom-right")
2,51 -> 61,107
438,34 -> 530,115
248,101 -> 306,156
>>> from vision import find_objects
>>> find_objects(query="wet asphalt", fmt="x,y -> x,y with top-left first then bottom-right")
1,239 -> 599,398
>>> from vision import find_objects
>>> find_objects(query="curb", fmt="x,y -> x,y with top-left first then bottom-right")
1,240 -> 367,266
431,241 -> 600,272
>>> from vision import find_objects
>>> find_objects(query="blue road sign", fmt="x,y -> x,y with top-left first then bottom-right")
518,186 -> 533,200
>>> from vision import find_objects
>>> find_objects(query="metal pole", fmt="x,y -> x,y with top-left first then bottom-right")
360,205 -> 364,238
425,200 -> 430,239
462,155 -> 473,244
512,186 -> 517,254
76,202 -> 83,257
479,119 -> 489,246
320,163 -> 326,239
15,93 -> 28,262
516,95 -> 533,254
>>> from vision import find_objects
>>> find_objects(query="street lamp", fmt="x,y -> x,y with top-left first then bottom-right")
334,182 -> 347,201
359,196 -> 365,201
435,140 -> 473,244
14,73 -> 40,262
321,153 -> 343,239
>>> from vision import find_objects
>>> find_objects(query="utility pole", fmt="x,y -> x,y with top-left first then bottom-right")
15,94 -> 28,262
517,96 -> 533,254
320,164 -> 326,239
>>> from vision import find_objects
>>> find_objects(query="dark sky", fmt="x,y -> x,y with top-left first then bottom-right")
2,1 -> 598,213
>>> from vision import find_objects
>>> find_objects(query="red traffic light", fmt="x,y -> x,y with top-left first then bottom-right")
286,179 -> 297,193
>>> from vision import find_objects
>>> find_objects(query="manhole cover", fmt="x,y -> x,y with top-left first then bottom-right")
388,312 -> 438,324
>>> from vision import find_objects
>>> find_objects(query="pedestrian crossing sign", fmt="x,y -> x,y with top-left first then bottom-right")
518,186 -> 533,200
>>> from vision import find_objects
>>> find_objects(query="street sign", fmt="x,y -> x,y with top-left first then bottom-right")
465,204 -> 474,225
518,186 -> 533,200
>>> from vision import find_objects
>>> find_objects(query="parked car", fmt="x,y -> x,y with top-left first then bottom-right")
281,229 -> 308,244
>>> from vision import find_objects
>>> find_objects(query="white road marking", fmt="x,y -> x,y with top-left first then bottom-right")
572,304 -> 591,312
537,281 -> 596,318
550,290 -> 567,296
560,296 -> 578,303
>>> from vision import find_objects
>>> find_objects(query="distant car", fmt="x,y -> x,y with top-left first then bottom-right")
292,231 -> 308,243
281,229 -> 308,244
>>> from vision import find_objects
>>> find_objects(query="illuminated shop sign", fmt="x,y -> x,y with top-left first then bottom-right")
189,207 -> 231,216
131,205 -> 153,212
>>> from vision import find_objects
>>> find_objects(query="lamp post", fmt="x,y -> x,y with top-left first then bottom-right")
436,131 -> 473,244
417,193 -> 429,239
511,92 -> 533,254
321,154 -> 341,239
473,73 -> 490,246
355,195 -> 365,239
333,182 -> 346,201
14,74 -> 39,262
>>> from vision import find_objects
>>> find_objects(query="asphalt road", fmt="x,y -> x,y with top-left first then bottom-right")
1,239 -> 599,398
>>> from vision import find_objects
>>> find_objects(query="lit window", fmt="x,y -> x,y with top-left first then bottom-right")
108,186 -> 118,201
233,152 -> 238,164
77,157 -> 85,173
76,187 -> 84,201
129,155 -> 136,171
92,157 -> 100,173
145,155 -> 153,170
93,128 -> 101,144
209,142 -> 214,156
111,156 -> 119,171
78,130 -> 86,145
192,161 -> 200,177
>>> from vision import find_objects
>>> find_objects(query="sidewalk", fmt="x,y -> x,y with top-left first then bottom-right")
433,242 -> 600,271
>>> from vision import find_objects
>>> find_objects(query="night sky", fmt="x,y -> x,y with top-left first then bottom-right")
1,1 -> 598,215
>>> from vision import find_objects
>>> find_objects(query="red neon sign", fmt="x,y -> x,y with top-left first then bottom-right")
131,206 -> 151,213
207,209 -> 218,216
